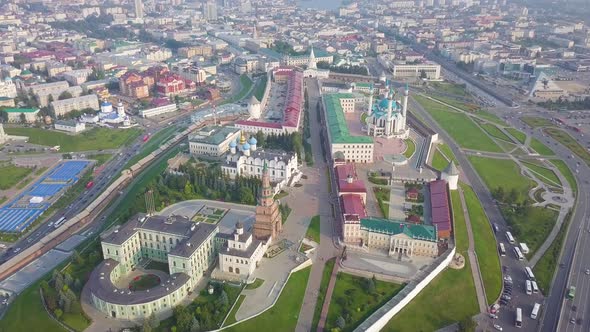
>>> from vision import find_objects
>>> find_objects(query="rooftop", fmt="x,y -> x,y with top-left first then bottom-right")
323,93 -> 373,144
4,108 -> 39,113
189,126 -> 240,145
360,217 -> 437,242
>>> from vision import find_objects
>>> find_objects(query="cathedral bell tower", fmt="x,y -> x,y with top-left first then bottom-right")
253,162 -> 283,241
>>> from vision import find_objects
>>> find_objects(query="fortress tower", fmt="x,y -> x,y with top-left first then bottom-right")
253,162 -> 283,241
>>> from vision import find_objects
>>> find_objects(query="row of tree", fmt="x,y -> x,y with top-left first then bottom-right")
317,61 -> 369,76
538,96 -> 590,111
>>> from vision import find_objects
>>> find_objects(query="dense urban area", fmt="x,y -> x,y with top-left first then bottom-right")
0,0 -> 590,332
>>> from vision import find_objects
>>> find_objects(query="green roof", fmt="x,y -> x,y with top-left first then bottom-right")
4,108 -> 39,113
360,217 -> 437,242
189,126 -> 239,145
355,82 -> 372,88
323,93 -> 373,144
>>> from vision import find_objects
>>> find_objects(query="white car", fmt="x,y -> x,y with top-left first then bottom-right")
494,324 -> 503,331
585,269 -> 590,275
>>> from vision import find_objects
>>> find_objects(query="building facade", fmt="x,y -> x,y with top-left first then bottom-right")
54,120 -> 86,133
365,84 -> 409,139
139,103 -> 177,118
51,94 -> 99,117
188,126 -> 241,157
4,108 -> 39,123
392,63 -> 441,80
217,222 -> 266,279
253,163 -> 283,241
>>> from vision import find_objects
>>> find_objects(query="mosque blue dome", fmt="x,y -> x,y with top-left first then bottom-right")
242,142 -> 251,150
101,101 -> 112,106
378,98 -> 390,109
229,140 -> 237,148
248,137 -> 257,145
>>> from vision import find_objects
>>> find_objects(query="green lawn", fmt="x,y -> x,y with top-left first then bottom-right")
4,127 -> 141,152
0,280 -> 66,332
550,160 -> 577,194
224,295 -> 246,326
225,267 -> 311,332
415,96 -> 501,152
502,206 -> 559,257
128,274 -> 160,291
521,117 -> 554,128
361,112 -> 368,125
253,75 -> 268,101
472,109 -> 507,126
431,149 -> 449,171
431,82 -> 468,96
311,258 -> 335,331
246,278 -> 264,290
530,137 -> 555,156
403,138 -> 416,158
468,156 -> 535,201
0,164 -> 33,189
438,143 -> 458,165
461,184 -> 502,305
89,153 -> 112,167
326,273 -> 404,331
479,123 -> 514,143
385,190 -> 477,331
533,213 -> 571,294
305,215 -> 321,243
505,128 -> 526,144
374,187 -> 390,218
521,161 -> 561,187
545,128 -> 590,165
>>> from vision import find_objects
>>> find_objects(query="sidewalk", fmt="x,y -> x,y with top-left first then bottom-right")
316,262 -> 340,332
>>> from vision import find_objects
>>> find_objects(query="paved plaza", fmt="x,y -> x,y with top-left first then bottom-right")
341,250 -> 435,281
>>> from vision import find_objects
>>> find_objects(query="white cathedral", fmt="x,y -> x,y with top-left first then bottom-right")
365,84 -> 410,139
221,132 -> 300,193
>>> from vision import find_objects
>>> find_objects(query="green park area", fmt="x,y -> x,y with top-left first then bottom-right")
468,156 -> 534,202
325,273 -> 404,331
311,258 -> 336,331
544,128 -> 590,166
431,149 -> 449,171
479,123 -> 514,143
534,213 -> 571,293
253,75 -> 268,101
521,161 -> 561,188
0,164 -> 33,189
460,184 -> 502,304
305,215 -> 321,243
521,116 -> 554,128
530,138 -> 554,156
384,190 -> 478,331
503,206 -> 558,257
414,96 -> 501,152
125,126 -> 179,168
4,127 -> 141,152
403,139 -> 415,158
245,278 -> 264,290
471,109 -> 507,126
225,267 -> 311,332
431,82 -> 468,96
551,160 -> 577,194
505,128 -> 526,144
0,279 -> 65,332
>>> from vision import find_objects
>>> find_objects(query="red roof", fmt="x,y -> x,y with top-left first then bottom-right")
335,164 -> 366,193
341,194 -> 367,219
429,180 -> 451,238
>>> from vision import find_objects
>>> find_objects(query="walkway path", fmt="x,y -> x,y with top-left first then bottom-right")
316,261 -> 339,332
458,187 -> 489,313
295,78 -> 340,332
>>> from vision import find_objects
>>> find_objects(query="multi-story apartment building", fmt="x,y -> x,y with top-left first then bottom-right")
51,94 -> 99,117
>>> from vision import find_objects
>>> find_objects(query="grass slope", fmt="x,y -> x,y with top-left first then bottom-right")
431,149 -> 449,171
0,164 -> 32,190
461,184 -> 502,305
305,215 -> 321,243
225,267 -> 311,332
479,123 -> 514,143
521,117 -> 554,128
4,127 -> 141,152
550,160 -> 577,194
530,138 -> 555,156
311,258 -> 336,331
533,213 -> 571,294
521,161 -> 561,187
505,128 -> 526,144
545,128 -> 590,165
403,138 -> 416,159
468,156 -> 535,201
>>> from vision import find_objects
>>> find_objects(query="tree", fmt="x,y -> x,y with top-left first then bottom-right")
73,250 -> 84,265
190,317 -> 200,332
54,308 -> 63,320
47,94 -> 54,104
238,186 -> 255,205
173,305 -> 193,332
0,110 -> 7,123
363,277 -> 376,294
335,315 -> 346,329
19,112 -> 27,123
420,69 -> 428,79
508,188 -> 519,204
255,130 -> 266,148
458,316 -> 476,331
58,91 -> 73,100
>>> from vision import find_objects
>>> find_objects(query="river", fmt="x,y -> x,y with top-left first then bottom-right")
296,0 -> 343,11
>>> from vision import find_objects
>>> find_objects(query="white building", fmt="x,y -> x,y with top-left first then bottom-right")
54,120 -> 86,133
139,103 -> 178,118
0,77 -> 17,98
247,95 -> 261,119
3,108 -> 40,123
61,69 -> 93,86
392,63 -> 441,80
188,126 -> 241,157
28,81 -> 83,107
217,222 -> 266,280
365,84 -> 409,139
51,94 -> 99,117
441,161 -> 459,190
221,132 -> 299,190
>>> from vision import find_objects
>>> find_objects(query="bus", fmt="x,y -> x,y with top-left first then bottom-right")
532,281 -> 539,293
54,217 -> 66,229
514,246 -> 524,260
499,243 -> 506,256
506,231 -> 516,244
516,307 -> 523,328
526,280 -> 533,295
525,267 -> 536,281
531,303 -> 541,319
567,286 -> 576,299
